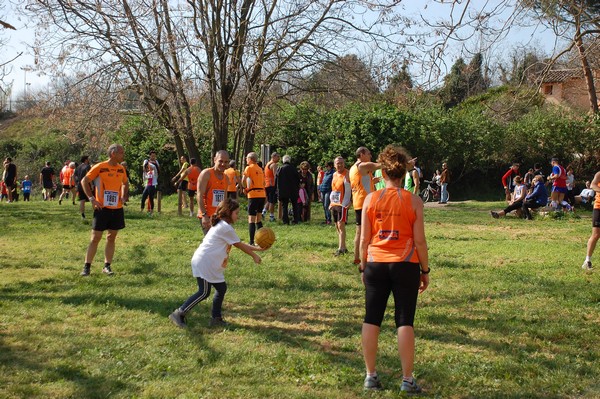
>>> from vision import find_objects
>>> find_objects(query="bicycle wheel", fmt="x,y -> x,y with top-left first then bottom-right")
422,189 -> 431,202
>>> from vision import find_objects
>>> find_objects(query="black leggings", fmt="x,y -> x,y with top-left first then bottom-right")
141,185 -> 156,210
363,261 -> 421,328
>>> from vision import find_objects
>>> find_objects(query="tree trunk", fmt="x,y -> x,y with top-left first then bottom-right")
575,27 -> 599,113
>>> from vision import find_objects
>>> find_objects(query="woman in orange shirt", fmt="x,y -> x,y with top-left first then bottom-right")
359,145 -> 430,394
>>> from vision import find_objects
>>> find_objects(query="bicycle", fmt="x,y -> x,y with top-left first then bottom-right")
420,180 -> 448,203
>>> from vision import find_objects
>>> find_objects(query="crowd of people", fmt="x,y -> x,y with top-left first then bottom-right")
4,143 -> 599,395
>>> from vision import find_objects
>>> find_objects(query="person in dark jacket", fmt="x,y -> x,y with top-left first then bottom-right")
522,175 -> 548,220
276,155 -> 300,225
319,161 -> 334,224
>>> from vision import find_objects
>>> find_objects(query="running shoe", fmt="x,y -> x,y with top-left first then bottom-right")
490,211 -> 499,219
102,265 -> 114,275
582,260 -> 593,271
363,375 -> 383,391
80,265 -> 91,276
401,378 -> 422,394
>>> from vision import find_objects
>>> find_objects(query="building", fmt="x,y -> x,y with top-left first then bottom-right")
539,69 -> 600,111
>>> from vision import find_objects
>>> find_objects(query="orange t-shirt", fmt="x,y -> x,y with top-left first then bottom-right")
224,167 -> 238,192
62,167 -> 74,186
199,169 -> 228,217
366,188 -> 419,263
243,163 -> 266,198
265,160 -> 277,187
350,161 -> 374,210
187,166 -> 201,191
86,161 -> 128,209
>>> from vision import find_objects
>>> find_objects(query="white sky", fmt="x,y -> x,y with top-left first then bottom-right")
2,0 -> 563,97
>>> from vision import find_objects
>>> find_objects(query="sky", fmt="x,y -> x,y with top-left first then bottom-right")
1,0 -> 564,99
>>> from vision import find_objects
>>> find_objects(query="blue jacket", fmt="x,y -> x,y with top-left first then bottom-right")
526,182 -> 548,206
319,169 -> 334,193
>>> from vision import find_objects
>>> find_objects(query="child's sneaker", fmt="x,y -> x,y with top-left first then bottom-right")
209,317 -> 229,327
102,265 -> 114,275
168,309 -> 187,328
80,265 -> 91,276
401,378 -> 422,394
363,375 -> 383,390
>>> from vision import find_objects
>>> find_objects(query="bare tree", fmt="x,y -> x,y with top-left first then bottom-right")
26,0 -> 200,160
24,0 -> 410,162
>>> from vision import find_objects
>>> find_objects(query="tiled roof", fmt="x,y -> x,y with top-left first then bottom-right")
541,69 -> 583,83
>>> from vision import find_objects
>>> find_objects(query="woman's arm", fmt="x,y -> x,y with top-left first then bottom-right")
412,195 -> 429,293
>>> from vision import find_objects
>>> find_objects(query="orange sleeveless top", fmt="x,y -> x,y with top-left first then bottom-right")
187,166 -> 201,191
366,188 -> 419,263
350,162 -> 374,210
200,169 -> 228,217
330,169 -> 349,207
265,160 -> 276,187
595,181 -> 600,210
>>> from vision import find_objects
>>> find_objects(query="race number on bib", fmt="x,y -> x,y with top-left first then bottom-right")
330,191 -> 341,204
103,190 -> 119,207
212,189 -> 225,207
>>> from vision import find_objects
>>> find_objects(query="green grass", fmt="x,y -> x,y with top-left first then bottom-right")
1,197 -> 599,398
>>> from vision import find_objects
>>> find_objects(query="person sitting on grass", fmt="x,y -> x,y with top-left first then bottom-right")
522,175 -> 548,220
168,198 -> 265,329
491,176 -> 526,219
575,181 -> 596,205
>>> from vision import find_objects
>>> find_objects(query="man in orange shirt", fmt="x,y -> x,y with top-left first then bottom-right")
244,152 -> 266,245
262,152 -> 280,222
349,147 -> 381,265
175,158 -> 202,217
224,160 -> 240,200
80,144 -> 129,276
58,161 -> 76,205
582,171 -> 600,271
197,150 -> 230,234
330,156 -> 352,256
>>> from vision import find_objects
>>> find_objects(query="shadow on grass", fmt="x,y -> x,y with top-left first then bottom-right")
0,331 -> 130,398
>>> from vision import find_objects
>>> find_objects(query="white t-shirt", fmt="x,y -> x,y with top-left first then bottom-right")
191,220 -> 240,282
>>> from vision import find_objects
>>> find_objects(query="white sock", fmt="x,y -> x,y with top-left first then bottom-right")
586,256 -> 592,262
367,372 -> 377,378
403,376 -> 414,383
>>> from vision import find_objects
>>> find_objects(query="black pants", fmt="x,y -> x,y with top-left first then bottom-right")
503,200 -> 523,215
141,185 -> 156,210
280,197 -> 299,224
522,199 -> 543,220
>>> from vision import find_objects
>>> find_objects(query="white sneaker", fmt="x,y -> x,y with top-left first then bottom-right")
582,260 -> 593,271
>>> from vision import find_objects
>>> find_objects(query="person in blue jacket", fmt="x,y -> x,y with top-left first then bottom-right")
319,161 -> 334,225
522,175 -> 548,220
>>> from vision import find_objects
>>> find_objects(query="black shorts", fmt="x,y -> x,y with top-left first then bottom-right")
62,185 -> 73,190
355,209 -> 362,226
363,261 -> 421,327
247,197 -> 266,216
178,180 -> 188,191
266,186 -> 277,203
43,182 -> 53,189
331,206 -> 348,223
227,191 -> 238,200
92,208 -> 126,231
593,209 -> 600,228
77,189 -> 89,202
188,189 -> 196,198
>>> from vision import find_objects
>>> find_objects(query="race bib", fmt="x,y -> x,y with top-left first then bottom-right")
212,189 -> 225,207
104,190 -> 119,207
330,191 -> 341,204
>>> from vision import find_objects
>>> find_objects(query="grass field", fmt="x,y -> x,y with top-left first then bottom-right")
1,196 -> 599,399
